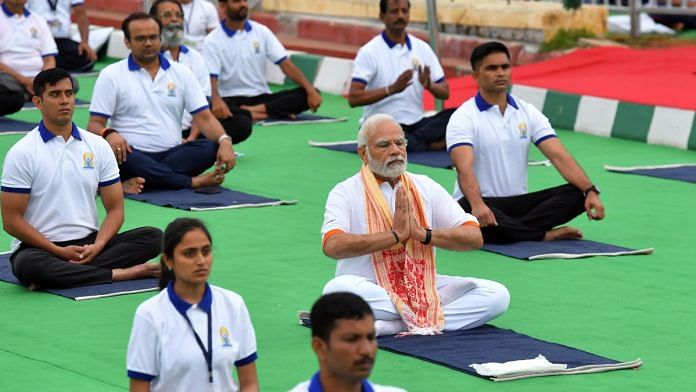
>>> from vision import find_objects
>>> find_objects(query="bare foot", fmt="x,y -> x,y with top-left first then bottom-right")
28,283 -> 41,291
123,177 -> 146,194
240,104 -> 268,121
112,262 -> 160,281
544,226 -> 583,241
191,169 -> 224,188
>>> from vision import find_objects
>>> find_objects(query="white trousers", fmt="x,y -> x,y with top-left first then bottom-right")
323,275 -> 510,332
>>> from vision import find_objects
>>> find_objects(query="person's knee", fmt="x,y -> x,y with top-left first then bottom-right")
322,275 -> 363,295
12,252 -> 56,287
140,226 -> 164,254
484,281 -> 510,319
0,92 -> 25,116
223,117 -> 252,144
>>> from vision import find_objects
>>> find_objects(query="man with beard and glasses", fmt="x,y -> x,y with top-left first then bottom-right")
348,0 -> 453,152
149,0 -> 250,145
320,114 -> 509,337
204,0 -> 322,139
87,13 -> 235,194
446,42 -> 605,244
290,292 -> 406,392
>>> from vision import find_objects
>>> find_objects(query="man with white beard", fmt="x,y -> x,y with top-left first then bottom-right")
149,0 -> 249,145
319,114 -> 510,337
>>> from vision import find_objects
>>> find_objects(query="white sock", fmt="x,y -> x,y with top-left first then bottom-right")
375,319 -> 407,337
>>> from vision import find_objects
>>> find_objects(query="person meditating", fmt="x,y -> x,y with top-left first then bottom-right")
320,113 -> 509,336
446,41 -> 605,244
1,68 -> 162,290
127,218 -> 259,392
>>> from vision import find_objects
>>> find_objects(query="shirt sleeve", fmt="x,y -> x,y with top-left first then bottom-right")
1,144 -> 33,193
527,101 -> 556,145
95,137 -> 120,186
262,26 -> 287,64
321,183 -> 352,237
233,298 -> 258,366
71,0 -> 85,6
126,311 -> 160,381
202,1 -> 218,31
446,106 -> 475,152
38,17 -> 58,56
351,46 -> 375,85
179,66 -> 209,114
203,36 -> 222,78
89,70 -> 117,119
425,177 -> 478,228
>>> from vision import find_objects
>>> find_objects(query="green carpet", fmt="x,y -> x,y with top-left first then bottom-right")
1,62 -> 695,391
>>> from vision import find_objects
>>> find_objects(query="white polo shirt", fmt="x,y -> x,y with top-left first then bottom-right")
446,92 -> 557,199
321,171 -> 478,283
352,32 -> 445,126
181,0 -> 218,51
289,373 -> 406,392
1,122 -> 120,252
89,54 -> 209,153
127,283 -> 258,392
204,20 -> 287,98
163,45 -> 211,130
0,4 -> 58,77
26,0 -> 83,39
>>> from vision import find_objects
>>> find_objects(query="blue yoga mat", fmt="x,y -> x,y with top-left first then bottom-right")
482,239 -> 653,261
125,186 -> 297,211
605,164 -> 696,184
0,117 -> 36,133
0,253 -> 157,301
257,113 -> 347,126
377,324 -> 642,381
310,141 -> 550,170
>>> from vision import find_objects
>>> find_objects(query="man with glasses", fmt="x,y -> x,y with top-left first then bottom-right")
320,113 -> 509,337
87,12 -> 235,194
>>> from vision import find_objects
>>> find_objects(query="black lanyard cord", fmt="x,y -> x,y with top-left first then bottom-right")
182,311 -> 213,383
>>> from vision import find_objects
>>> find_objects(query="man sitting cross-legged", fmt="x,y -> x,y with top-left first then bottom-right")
321,113 -> 509,336
1,68 -> 162,290
88,12 -> 236,194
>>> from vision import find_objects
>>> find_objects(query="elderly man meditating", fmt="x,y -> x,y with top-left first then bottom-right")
320,113 -> 509,336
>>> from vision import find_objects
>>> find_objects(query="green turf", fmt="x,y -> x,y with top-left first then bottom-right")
1,63 -> 696,391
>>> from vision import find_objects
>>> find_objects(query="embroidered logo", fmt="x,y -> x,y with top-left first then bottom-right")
518,122 -> 528,139
253,41 -> 260,54
30,27 -> 38,39
219,326 -> 233,347
166,82 -> 177,97
82,152 -> 95,169
411,57 -> 420,72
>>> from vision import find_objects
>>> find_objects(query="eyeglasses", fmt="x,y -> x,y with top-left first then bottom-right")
373,138 -> 408,151
132,34 -> 161,43
160,11 -> 184,19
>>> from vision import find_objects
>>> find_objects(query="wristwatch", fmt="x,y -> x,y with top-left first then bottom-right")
583,185 -> 601,198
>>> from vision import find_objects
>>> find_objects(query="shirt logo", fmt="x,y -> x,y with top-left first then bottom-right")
411,57 -> 420,72
253,41 -> 260,54
30,27 -> 38,39
82,152 -> 95,169
518,122 -> 528,139
166,82 -> 177,97
219,326 -> 233,347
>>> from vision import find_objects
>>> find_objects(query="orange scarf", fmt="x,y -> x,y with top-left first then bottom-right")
360,165 -> 443,333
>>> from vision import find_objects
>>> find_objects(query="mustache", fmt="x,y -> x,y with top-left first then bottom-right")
387,155 -> 405,164
354,356 -> 375,367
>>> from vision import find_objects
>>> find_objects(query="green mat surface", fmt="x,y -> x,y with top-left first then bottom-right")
1,59 -> 695,391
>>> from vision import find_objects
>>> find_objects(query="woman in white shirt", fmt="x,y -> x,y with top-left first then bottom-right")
127,218 -> 259,392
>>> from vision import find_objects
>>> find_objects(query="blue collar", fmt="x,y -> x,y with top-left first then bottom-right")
179,45 -> 189,54
167,281 -> 213,315
381,31 -> 411,50
2,3 -> 30,17
221,20 -> 252,37
475,91 -> 518,112
38,121 -> 81,143
307,372 -> 374,392
127,53 -> 171,71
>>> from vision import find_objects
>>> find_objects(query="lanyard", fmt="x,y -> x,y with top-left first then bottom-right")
181,310 -> 214,383
46,0 -> 58,12
184,1 -> 195,35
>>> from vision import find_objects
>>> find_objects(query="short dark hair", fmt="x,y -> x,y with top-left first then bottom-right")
148,0 -> 184,19
470,41 -> 510,71
122,12 -> 162,41
311,292 -> 374,341
379,0 -> 410,14
159,218 -> 213,289
33,68 -> 74,97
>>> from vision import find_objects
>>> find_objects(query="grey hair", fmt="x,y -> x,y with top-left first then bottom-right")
357,113 -> 401,147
